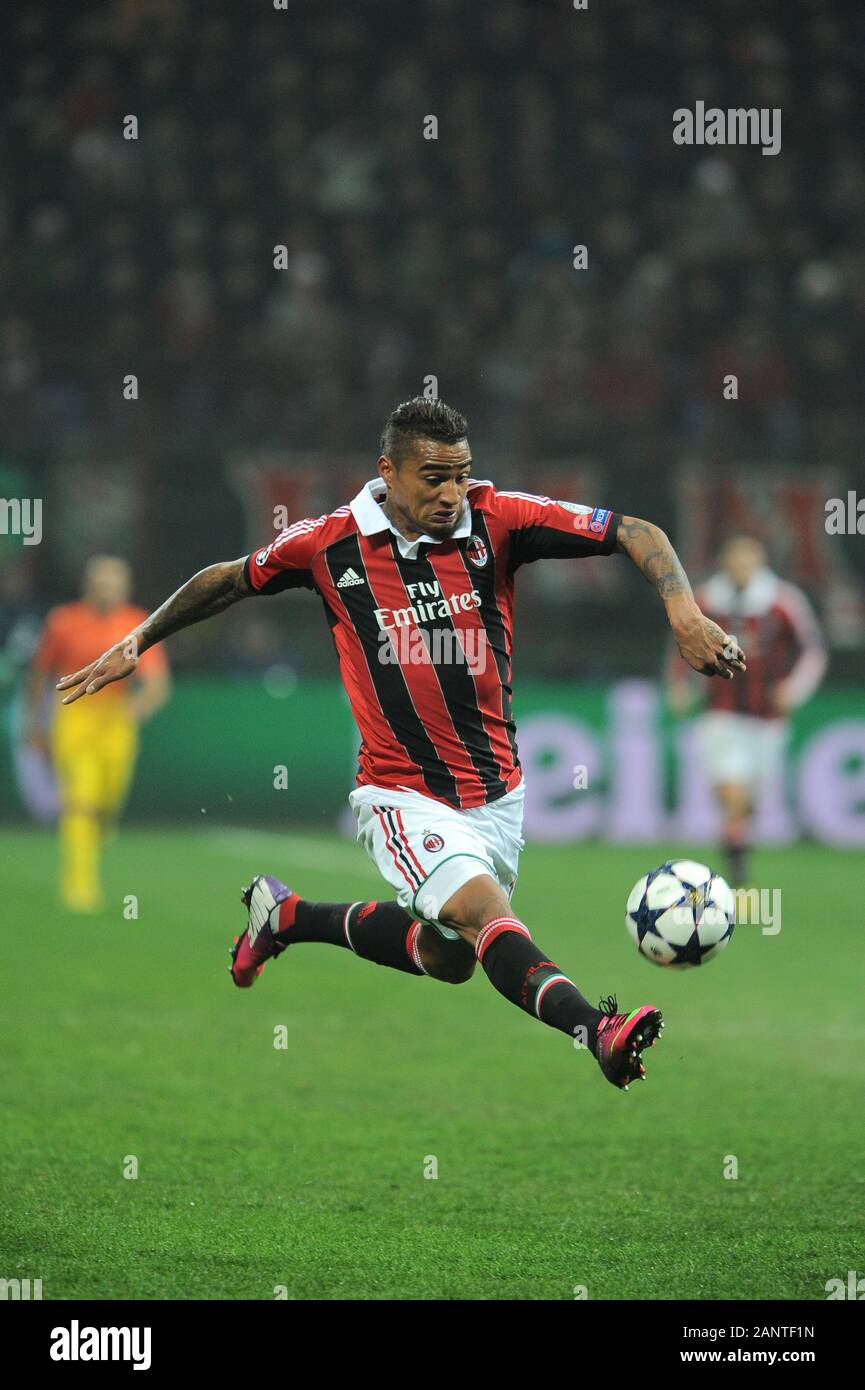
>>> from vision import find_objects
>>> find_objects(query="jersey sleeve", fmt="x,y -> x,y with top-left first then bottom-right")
492,490 -> 621,572
774,584 -> 828,708
243,519 -> 323,595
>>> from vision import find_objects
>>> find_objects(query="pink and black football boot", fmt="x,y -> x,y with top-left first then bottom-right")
229,874 -> 295,988
595,994 -> 664,1091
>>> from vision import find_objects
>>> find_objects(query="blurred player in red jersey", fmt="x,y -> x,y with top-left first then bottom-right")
25,556 -> 171,911
53,399 -> 747,1091
668,535 -> 827,886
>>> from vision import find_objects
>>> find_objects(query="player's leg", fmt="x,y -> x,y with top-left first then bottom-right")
53,717 -> 104,913
357,787 -> 663,1084
698,711 -> 753,885
230,794 -> 484,988
230,878 -> 475,988
437,872 -> 663,1090
284,891 -> 477,981
715,779 -> 752,886
412,923 -> 476,982
100,714 -> 138,845
275,795 -> 476,982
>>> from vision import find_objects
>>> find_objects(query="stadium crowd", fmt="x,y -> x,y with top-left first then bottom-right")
2,0 -> 863,674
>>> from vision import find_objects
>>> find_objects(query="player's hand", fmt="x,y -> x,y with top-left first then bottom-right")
672,613 -> 746,680
55,639 -> 140,704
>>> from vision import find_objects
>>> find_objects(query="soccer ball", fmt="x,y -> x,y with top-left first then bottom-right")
626,860 -> 736,968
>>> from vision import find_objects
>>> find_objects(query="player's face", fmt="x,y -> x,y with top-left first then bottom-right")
380,438 -> 472,541
84,558 -> 131,610
722,539 -> 766,589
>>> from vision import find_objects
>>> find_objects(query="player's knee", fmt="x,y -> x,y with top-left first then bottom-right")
438,872 -> 511,936
430,957 -> 476,985
419,926 -> 477,983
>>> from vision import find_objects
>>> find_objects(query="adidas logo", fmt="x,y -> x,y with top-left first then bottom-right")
337,568 -> 365,588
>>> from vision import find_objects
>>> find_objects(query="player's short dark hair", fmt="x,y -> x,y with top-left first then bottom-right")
380,397 -> 468,466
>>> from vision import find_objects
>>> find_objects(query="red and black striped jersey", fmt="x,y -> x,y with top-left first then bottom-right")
696,569 -> 827,719
244,479 -> 621,809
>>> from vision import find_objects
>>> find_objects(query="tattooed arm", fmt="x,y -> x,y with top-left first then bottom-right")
55,559 -> 252,704
616,516 -> 746,679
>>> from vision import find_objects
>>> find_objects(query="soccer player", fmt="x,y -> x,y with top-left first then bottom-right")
668,534 -> 826,886
25,555 -> 171,912
55,399 -> 745,1089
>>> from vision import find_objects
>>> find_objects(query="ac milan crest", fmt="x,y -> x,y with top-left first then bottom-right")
423,832 -> 445,853
465,535 -> 487,568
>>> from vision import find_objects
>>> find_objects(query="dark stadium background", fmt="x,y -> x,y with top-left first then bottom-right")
3,0 -> 865,1315
3,0 -> 863,683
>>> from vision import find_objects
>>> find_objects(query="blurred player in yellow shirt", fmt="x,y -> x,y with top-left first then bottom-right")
25,556 -> 171,912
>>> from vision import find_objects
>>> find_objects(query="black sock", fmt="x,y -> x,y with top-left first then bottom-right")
475,915 -> 603,1052
276,897 -> 425,976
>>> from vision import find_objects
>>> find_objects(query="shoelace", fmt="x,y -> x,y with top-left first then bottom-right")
597,994 -> 630,1041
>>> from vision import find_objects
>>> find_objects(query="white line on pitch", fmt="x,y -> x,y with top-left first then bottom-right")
200,828 -> 381,879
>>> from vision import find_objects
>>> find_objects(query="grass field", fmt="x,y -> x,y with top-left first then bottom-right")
2,824 -> 862,1301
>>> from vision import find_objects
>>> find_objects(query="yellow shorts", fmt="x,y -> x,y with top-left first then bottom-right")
52,701 -> 138,816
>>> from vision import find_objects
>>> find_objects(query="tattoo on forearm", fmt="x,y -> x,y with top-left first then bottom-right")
617,518 -> 692,600
136,563 -> 247,650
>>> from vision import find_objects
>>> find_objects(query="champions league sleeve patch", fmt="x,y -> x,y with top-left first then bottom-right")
567,505 -> 613,539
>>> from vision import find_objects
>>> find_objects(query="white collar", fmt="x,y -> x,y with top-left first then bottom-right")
349,477 -> 473,559
703,567 -> 780,616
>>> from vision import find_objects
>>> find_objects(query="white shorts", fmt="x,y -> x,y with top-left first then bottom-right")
349,780 -> 526,937
697,711 -> 787,790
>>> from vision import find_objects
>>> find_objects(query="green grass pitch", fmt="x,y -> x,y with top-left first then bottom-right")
1,824 -> 862,1300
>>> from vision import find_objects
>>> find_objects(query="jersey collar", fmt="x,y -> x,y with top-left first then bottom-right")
704,567 -> 779,616
349,477 -> 473,559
